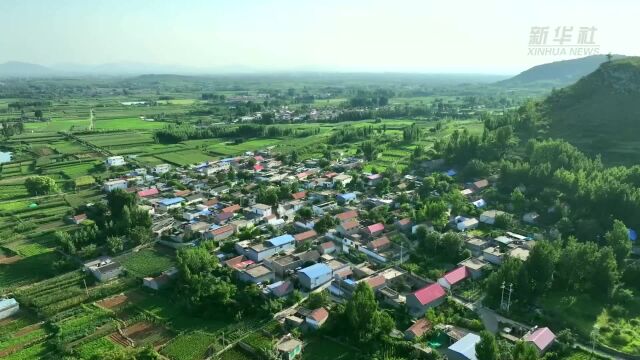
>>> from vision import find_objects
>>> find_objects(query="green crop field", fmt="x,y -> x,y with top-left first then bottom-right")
0,252 -> 63,292
24,119 -> 91,132
153,149 -> 215,166
206,138 -> 282,156
94,117 -> 169,130
50,140 -> 90,154
161,331 -> 216,360
302,338 -> 357,360
118,247 -> 176,277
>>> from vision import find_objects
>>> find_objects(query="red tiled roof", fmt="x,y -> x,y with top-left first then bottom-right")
254,155 -> 264,162
137,188 -> 159,197
324,172 -> 338,179
525,327 -> 556,351
366,223 -> 384,234
225,255 -> 245,269
222,204 -> 241,213
211,224 -> 235,236
216,212 -> 234,220
205,198 -> 219,206
320,241 -> 335,250
341,219 -> 359,230
291,191 -> 307,200
309,307 -> 329,322
365,275 -> 386,289
406,319 -> 432,338
296,171 -> 310,179
253,164 -> 263,171
73,214 -> 87,222
336,210 -> 358,221
175,190 -> 191,197
412,283 -> 446,306
294,230 -> 317,242
368,236 -> 390,250
397,218 -> 411,226
443,266 -> 469,286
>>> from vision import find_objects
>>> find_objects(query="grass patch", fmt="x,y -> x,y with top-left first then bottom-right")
118,248 -> 176,278
302,337 -> 357,360
161,331 -> 216,360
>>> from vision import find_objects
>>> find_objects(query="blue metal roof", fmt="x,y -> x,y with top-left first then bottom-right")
448,333 -> 480,360
446,169 -> 457,176
629,228 -> 637,242
337,193 -> 356,200
298,263 -> 332,279
159,197 -> 185,206
267,234 -> 295,247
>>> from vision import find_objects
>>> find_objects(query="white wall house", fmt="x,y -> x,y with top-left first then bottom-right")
203,161 -> 230,175
103,179 -> 128,192
106,156 -> 126,167
332,174 -> 352,187
154,163 -> 171,174
251,203 -> 272,218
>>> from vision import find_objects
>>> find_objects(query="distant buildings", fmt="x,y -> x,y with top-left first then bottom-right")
298,263 -> 332,290
406,283 -> 446,317
524,327 -> 556,354
106,156 -> 126,167
448,333 -> 481,360
84,257 -> 122,282
245,234 -> 295,262
154,163 -> 171,174
158,197 -> 185,211
103,179 -> 128,192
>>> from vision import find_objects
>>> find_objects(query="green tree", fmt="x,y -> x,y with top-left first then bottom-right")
525,240 -> 557,297
475,330 -> 499,360
441,232 -> 464,262
360,141 -> 380,161
106,236 -> 124,254
176,246 -> 237,310
24,176 -> 58,196
314,214 -> 336,234
130,226 -> 152,245
511,341 -> 538,360
604,219 -> 631,268
591,246 -> 618,299
107,189 -> 136,218
307,290 -> 329,309
345,282 -> 393,343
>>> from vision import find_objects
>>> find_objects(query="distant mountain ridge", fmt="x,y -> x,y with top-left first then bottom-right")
541,57 -> 640,164
498,55 -> 627,88
0,61 -> 53,77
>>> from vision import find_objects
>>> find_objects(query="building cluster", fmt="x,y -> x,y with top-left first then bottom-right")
77,148 -> 560,359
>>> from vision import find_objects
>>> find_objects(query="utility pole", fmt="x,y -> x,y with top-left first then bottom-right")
500,281 -> 506,310
400,243 -> 404,265
507,283 -> 514,312
83,278 -> 88,296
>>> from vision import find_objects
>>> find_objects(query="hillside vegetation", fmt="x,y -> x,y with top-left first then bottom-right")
541,57 -> 640,164
498,55 -> 626,88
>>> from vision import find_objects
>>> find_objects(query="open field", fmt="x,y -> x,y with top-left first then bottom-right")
302,337 -> 357,360
94,117 -> 169,130
118,247 -> 176,277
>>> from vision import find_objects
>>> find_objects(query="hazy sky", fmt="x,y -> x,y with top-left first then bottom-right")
1,0 -> 638,74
